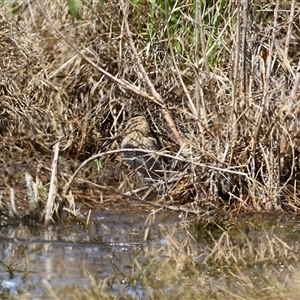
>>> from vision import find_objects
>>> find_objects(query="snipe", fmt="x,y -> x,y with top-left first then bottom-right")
121,116 -> 164,180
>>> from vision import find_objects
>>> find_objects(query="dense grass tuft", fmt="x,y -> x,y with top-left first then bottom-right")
0,0 -> 300,216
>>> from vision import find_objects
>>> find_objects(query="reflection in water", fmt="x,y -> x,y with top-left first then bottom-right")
0,208 -> 179,298
0,209 -> 300,299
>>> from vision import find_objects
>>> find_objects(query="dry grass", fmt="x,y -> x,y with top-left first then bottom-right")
0,0 -> 300,219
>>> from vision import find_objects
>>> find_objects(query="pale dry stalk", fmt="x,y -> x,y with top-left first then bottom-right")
44,142 -> 60,225
231,0 -> 241,139
283,0 -> 296,72
252,0 -> 279,154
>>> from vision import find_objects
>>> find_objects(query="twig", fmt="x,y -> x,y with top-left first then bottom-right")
44,142 -> 60,225
252,0 -> 279,153
241,0 -> 249,95
25,172 -> 39,217
280,58 -> 300,154
283,0 -> 296,72
231,0 -> 241,137
62,148 -> 249,197
65,176 -> 210,215
290,58 -> 300,102
43,163 -> 210,215
9,188 -> 17,217
197,0 -> 220,134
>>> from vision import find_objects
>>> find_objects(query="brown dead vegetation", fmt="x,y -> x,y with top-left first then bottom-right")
0,1 -> 300,219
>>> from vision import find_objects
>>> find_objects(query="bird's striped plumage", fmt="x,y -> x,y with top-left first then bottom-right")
121,116 -> 164,180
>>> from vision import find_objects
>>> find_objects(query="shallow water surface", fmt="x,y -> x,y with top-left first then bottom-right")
0,207 -> 180,298
1,208 -> 300,299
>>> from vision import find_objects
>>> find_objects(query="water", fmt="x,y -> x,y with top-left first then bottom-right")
0,207 -> 179,299
0,208 -> 299,299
